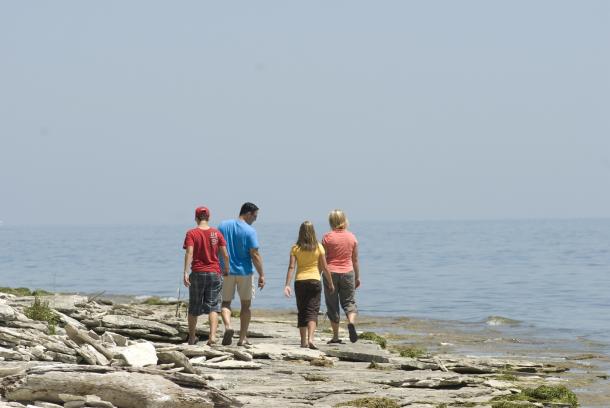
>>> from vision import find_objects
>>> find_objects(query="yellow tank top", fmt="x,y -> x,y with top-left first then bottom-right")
291,243 -> 325,281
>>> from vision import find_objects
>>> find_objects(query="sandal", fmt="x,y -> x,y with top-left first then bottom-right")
222,329 -> 234,346
187,336 -> 199,345
327,338 -> 344,344
308,343 -> 318,350
348,323 -> 358,343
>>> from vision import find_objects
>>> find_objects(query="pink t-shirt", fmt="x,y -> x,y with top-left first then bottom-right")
322,229 -> 358,273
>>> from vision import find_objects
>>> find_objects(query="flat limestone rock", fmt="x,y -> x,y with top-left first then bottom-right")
247,343 -> 324,361
2,370 -> 237,408
319,342 -> 391,363
0,347 -> 25,361
101,316 -> 178,336
200,360 -> 262,370
114,342 -> 157,368
156,351 -> 196,374
46,295 -> 89,313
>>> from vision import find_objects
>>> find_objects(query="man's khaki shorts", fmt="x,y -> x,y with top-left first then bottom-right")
222,275 -> 254,302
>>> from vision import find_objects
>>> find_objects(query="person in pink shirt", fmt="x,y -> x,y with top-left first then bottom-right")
322,209 -> 361,343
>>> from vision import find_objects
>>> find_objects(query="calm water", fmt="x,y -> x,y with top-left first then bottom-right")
1,219 -> 609,345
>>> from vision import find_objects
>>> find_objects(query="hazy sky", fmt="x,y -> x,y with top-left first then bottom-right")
1,1 -> 609,225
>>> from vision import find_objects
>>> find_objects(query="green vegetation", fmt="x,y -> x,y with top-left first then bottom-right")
367,361 -> 392,370
24,296 -> 60,334
0,287 -> 53,296
491,402 -> 537,408
359,332 -> 387,349
141,296 -> 170,305
495,373 -> 520,382
391,344 -> 427,358
310,358 -> 334,367
231,310 -> 241,318
490,385 -> 578,408
335,397 -> 400,408
303,373 -> 329,382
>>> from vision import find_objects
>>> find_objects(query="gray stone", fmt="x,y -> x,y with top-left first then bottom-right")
319,342 -> 391,363
156,350 -> 196,374
0,347 -> 25,361
0,305 -> 17,321
201,360 -> 263,369
46,295 -> 89,313
101,315 -> 178,336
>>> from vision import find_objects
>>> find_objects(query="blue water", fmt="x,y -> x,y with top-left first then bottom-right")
1,219 -> 609,346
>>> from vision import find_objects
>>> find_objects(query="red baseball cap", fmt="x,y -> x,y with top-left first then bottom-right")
195,206 -> 210,218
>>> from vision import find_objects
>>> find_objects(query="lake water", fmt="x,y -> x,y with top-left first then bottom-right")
1,219 -> 609,347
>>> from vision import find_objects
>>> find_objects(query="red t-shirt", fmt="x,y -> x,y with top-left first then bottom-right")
183,227 -> 226,273
322,229 -> 358,273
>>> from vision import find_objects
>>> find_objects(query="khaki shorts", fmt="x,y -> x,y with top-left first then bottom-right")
222,275 -> 254,302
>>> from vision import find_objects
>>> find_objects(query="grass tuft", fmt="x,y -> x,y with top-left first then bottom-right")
0,287 -> 53,297
359,332 -> 387,349
303,373 -> 329,382
24,296 -> 60,334
392,344 -> 427,358
491,384 -> 578,408
335,397 -> 400,408
310,358 -> 334,367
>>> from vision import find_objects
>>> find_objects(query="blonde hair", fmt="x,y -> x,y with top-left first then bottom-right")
296,221 -> 318,252
328,209 -> 348,230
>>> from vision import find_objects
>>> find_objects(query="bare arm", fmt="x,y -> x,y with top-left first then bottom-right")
352,243 -> 360,289
284,254 -> 296,297
318,252 -> 335,293
250,248 -> 265,289
218,246 -> 229,276
183,246 -> 194,287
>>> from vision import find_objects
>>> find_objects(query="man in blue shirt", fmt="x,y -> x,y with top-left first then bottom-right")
218,202 -> 265,346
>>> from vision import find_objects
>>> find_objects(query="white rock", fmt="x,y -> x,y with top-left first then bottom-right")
114,342 -> 157,367
0,304 -> 17,321
189,356 -> 207,366
201,360 -> 263,369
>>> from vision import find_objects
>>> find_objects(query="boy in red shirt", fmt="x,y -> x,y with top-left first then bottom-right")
183,206 -> 229,345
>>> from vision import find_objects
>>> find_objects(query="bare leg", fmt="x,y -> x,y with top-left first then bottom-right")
307,321 -> 317,348
330,320 -> 340,341
347,312 -> 357,325
221,301 -> 232,330
299,327 -> 308,348
238,299 -> 251,345
208,311 -> 218,345
187,314 -> 198,344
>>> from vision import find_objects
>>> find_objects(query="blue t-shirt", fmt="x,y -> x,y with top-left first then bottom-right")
217,219 -> 259,276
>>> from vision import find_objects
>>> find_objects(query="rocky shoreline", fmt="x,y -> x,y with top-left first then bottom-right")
0,291 -> 608,407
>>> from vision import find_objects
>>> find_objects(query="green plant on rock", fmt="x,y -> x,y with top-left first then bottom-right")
491,402 -> 537,408
141,296 -> 169,305
359,332 -> 387,349
310,358 -> 334,367
495,373 -> 519,382
24,296 -> 60,334
0,287 -> 53,296
490,384 -> 578,408
335,397 -> 399,408
392,344 -> 426,358
302,373 -> 329,382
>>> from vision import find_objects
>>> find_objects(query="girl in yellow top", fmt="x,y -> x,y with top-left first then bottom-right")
284,221 -> 335,349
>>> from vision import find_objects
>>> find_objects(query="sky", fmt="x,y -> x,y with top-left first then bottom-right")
1,1 -> 609,225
